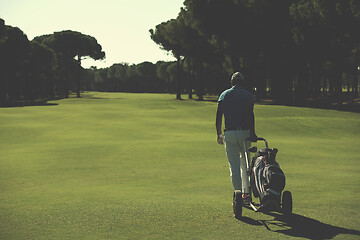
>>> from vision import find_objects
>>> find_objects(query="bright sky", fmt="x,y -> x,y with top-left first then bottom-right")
0,0 -> 184,68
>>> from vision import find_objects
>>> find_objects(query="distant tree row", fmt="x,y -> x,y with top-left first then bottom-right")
84,61 -> 176,93
82,60 -> 221,97
0,18 -> 105,106
150,0 -> 360,101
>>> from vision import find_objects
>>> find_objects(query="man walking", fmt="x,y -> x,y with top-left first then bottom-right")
215,72 -> 257,217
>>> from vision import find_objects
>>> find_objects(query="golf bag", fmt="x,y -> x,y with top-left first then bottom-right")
250,148 -> 285,204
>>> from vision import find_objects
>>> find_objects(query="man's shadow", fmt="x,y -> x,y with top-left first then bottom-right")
238,212 -> 360,240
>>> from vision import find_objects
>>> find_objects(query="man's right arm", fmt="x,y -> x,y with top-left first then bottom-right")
216,102 -> 223,135
216,102 -> 224,144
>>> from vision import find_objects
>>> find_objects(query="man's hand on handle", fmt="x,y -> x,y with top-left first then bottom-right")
217,134 -> 224,145
249,132 -> 258,142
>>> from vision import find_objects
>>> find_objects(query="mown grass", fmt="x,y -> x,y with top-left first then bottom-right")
0,92 -> 359,240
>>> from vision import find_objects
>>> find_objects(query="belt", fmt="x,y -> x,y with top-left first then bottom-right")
224,127 -> 249,131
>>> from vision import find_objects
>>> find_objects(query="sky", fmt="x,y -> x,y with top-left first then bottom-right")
0,0 -> 184,68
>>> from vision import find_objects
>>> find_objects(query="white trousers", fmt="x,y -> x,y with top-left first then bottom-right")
224,130 -> 251,192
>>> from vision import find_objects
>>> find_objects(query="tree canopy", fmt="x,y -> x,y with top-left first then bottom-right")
0,20 -> 106,106
34,30 -> 105,98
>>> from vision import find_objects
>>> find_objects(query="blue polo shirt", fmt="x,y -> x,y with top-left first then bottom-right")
218,85 -> 255,130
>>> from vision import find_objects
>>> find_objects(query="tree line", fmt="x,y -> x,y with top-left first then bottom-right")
84,61 -> 177,94
0,17 -> 213,105
82,60 -> 221,97
1,1 -> 359,106
150,0 -> 360,101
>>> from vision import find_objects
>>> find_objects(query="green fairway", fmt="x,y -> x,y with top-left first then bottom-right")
0,92 -> 359,240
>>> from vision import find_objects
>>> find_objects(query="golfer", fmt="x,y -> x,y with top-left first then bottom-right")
215,72 -> 257,206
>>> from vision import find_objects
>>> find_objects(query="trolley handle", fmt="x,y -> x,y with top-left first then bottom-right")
247,137 -> 268,148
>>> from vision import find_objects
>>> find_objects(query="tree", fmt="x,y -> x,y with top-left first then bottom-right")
135,61 -> 159,92
156,61 -> 174,93
0,19 -> 30,104
150,7 -> 220,100
27,41 -> 57,100
150,17 -> 187,99
252,0 -> 295,100
184,0 -> 252,72
34,30 -> 105,98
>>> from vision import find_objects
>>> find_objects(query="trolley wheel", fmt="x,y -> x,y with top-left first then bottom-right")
233,190 -> 242,219
281,191 -> 293,215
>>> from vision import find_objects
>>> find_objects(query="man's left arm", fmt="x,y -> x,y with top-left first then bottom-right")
248,102 -> 257,141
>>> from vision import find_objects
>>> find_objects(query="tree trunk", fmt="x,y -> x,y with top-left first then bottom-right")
176,56 -> 182,100
76,55 -> 81,98
0,72 -> 7,105
196,60 -> 204,101
271,56 -> 291,101
311,66 -> 321,99
187,57 -> 193,99
355,66 -> 359,98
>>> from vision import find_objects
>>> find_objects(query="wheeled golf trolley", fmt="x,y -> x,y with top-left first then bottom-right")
233,137 -> 293,218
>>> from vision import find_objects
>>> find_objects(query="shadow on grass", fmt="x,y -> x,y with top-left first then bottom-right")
239,212 -> 360,240
202,97 -> 360,113
256,98 -> 360,113
0,101 -> 58,108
